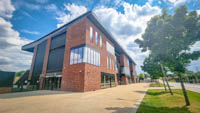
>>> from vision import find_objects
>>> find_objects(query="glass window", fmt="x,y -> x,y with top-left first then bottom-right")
90,27 -> 93,42
78,47 -> 83,63
95,32 -> 98,45
107,56 -> 109,69
127,59 -> 129,66
100,35 -> 102,48
87,47 -> 91,64
70,45 -> 100,67
106,41 -> 115,55
83,47 -> 87,62
74,48 -> 78,64
91,49 -> 94,65
70,49 -> 75,65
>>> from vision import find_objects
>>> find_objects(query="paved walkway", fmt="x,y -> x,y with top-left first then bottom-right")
0,83 -> 149,113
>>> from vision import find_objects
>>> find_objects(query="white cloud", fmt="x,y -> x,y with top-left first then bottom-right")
94,2 -> 161,74
53,2 -> 161,74
167,0 -> 186,7
0,0 -> 15,18
197,10 -> 200,15
45,4 -> 57,11
0,0 -> 33,71
21,29 -> 40,35
56,3 -> 87,28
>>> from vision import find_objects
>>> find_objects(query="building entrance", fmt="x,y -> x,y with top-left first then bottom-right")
101,72 -> 115,89
43,77 -> 62,90
41,72 -> 62,90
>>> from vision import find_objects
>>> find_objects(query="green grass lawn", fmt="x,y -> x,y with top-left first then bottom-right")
136,89 -> 200,113
149,83 -> 165,87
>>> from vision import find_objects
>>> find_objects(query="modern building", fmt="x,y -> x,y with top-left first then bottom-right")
22,11 -> 137,92
0,71 -> 15,93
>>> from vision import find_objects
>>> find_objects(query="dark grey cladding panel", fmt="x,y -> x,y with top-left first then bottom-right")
32,40 -> 47,83
50,32 -> 66,50
0,71 -> 15,87
47,46 -> 65,73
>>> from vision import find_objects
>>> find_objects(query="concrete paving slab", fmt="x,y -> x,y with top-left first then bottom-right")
0,83 -> 149,113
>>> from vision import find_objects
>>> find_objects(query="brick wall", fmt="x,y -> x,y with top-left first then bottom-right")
61,17 -> 118,92
121,76 -> 128,85
0,87 -> 12,94
61,17 -> 87,92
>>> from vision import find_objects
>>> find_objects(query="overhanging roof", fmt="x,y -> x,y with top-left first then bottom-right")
22,11 -> 136,65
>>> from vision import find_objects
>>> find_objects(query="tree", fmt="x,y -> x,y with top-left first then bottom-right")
139,73 -> 145,78
142,56 -> 167,91
15,71 -> 25,77
135,6 -> 200,106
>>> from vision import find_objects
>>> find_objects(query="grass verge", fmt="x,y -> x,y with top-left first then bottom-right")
149,83 -> 165,87
136,89 -> 200,113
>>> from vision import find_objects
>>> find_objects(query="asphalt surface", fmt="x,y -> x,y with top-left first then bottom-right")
169,82 -> 200,93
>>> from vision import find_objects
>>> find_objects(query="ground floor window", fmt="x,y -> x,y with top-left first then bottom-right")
43,77 -> 62,90
101,72 -> 115,88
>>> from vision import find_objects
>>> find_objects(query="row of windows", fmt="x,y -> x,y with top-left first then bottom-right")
90,26 -> 103,48
127,59 -> 129,66
107,56 -> 115,71
70,45 -> 101,66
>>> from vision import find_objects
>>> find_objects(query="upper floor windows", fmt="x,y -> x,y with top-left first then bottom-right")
106,41 -> 115,55
100,35 -> 102,48
95,32 -> 98,45
70,45 -> 100,66
127,59 -> 129,66
90,27 -> 93,42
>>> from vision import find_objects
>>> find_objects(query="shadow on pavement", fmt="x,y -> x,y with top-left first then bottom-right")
135,91 -> 146,94
0,90 -> 75,99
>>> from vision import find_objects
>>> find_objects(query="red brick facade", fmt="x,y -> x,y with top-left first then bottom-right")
121,76 -> 128,85
0,87 -> 12,94
61,17 -> 117,92
130,63 -> 137,83
27,13 -> 137,92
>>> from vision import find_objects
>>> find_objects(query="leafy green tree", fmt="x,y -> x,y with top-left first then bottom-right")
15,71 -> 25,77
135,5 -> 200,106
139,73 -> 145,78
142,56 -> 167,91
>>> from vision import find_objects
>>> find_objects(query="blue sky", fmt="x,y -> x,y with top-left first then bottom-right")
0,0 -> 200,73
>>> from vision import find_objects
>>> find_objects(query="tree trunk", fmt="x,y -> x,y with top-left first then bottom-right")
162,77 -> 167,91
178,73 -> 190,106
165,76 -> 173,95
160,64 -> 173,95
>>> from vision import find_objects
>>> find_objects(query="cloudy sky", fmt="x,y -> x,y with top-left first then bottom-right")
0,0 -> 200,73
